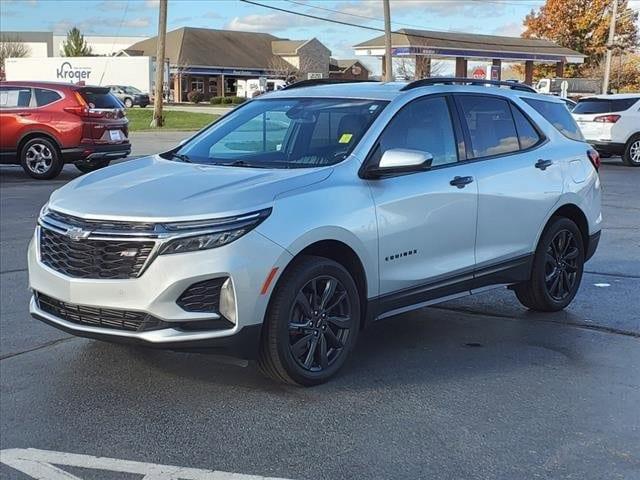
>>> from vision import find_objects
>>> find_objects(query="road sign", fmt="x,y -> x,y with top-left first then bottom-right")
259,76 -> 267,89
471,67 -> 486,79
307,72 -> 323,80
490,65 -> 500,81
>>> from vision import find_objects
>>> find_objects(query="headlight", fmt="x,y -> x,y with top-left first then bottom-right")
158,208 -> 271,255
39,202 -> 49,220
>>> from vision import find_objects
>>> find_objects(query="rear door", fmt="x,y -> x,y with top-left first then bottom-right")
0,86 -> 35,156
455,94 -> 563,273
368,95 -> 478,298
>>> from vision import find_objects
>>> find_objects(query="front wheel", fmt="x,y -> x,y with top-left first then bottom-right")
622,134 -> 640,167
258,256 -> 360,386
514,217 -> 585,312
123,97 -> 134,108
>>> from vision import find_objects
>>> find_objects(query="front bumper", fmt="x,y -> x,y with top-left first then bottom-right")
28,229 -> 292,357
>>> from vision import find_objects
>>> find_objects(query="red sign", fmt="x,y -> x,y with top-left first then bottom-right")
471,67 -> 486,79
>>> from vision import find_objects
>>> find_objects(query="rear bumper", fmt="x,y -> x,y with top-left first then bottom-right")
61,143 -> 131,163
585,230 -> 601,262
589,141 -> 625,155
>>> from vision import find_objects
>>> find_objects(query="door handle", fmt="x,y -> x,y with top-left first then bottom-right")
449,176 -> 474,188
535,159 -> 553,170
17,112 -> 31,117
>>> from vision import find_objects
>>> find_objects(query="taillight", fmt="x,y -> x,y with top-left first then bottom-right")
587,149 -> 601,171
593,114 -> 620,123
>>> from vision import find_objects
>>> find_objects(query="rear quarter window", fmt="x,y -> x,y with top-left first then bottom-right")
35,88 -> 62,107
523,98 -> 584,141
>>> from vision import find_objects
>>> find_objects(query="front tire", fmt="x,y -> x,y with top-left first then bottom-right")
258,256 -> 360,386
20,137 -> 64,180
123,97 -> 134,108
622,134 -> 640,167
514,217 -> 585,312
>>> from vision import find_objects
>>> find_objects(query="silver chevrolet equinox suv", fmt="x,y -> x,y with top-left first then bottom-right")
28,78 -> 602,385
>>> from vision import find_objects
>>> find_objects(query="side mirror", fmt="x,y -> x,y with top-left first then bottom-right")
365,148 -> 433,179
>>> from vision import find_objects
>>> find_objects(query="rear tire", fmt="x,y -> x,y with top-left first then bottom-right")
514,217 -> 585,312
75,160 -> 111,174
258,256 -> 360,386
20,137 -> 64,180
622,134 -> 640,167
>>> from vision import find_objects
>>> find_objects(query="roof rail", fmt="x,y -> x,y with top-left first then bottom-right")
401,77 -> 536,93
282,78 -> 379,90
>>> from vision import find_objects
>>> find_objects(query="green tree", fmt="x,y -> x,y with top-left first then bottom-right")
62,27 -> 92,57
522,0 -> 639,77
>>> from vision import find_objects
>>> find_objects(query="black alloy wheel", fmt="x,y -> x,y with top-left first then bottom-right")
544,229 -> 580,301
288,276 -> 352,372
258,256 -> 360,386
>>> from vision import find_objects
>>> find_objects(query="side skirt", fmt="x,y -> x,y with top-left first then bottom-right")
366,253 -> 533,324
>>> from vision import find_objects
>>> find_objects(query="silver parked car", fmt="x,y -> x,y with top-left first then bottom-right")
29,79 -> 602,385
106,85 -> 150,108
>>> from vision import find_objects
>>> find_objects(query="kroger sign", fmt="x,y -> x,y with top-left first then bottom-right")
56,61 -> 92,81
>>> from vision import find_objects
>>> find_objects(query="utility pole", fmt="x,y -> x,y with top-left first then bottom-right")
602,0 -> 618,94
151,0 -> 168,127
382,0 -> 393,82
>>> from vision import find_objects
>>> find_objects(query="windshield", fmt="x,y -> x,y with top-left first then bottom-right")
122,86 -> 142,94
174,97 -> 387,168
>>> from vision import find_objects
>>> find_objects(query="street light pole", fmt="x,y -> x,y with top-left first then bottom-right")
602,0 -> 618,94
151,0 -> 168,127
383,0 -> 393,82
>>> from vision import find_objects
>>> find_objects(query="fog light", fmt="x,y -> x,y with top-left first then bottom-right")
219,278 -> 236,324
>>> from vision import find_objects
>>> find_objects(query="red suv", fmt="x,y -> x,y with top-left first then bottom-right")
0,81 -> 131,179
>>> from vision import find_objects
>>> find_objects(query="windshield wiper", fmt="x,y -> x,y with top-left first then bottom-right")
171,152 -> 192,163
214,160 -> 267,168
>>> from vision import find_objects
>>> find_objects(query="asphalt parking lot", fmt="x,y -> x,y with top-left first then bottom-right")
1,153 -> 639,479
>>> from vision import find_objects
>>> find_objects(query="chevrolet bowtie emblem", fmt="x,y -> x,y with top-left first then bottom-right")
65,227 -> 91,241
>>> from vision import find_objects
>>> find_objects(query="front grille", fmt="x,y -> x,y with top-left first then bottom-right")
40,227 -> 154,279
176,278 -> 227,313
36,292 -> 167,332
45,210 -> 155,233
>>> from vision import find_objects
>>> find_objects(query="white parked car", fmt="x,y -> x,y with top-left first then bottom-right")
572,94 -> 640,166
28,79 -> 602,385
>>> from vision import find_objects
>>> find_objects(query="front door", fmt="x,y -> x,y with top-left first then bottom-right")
367,95 -> 478,298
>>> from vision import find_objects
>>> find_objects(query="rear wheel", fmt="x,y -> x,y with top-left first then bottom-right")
622,134 -> 640,167
514,217 -> 585,312
20,137 -> 64,180
75,160 -> 111,174
258,256 -> 360,386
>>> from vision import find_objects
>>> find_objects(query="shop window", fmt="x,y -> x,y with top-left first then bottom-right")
190,78 -> 204,92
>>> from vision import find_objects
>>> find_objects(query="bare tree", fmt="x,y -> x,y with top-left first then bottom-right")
268,56 -> 316,84
393,56 -> 446,80
0,34 -> 31,71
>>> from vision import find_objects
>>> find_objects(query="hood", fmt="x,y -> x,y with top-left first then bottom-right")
49,156 -> 332,221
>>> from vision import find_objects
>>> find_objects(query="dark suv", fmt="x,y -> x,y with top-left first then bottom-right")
0,81 -> 131,179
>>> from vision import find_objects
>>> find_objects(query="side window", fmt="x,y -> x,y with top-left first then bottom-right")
511,106 -> 542,149
0,87 -> 32,108
458,95 -> 519,158
523,98 -> 583,141
35,88 -> 62,107
375,96 -> 458,167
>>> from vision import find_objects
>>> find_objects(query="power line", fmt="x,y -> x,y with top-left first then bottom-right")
239,0 -> 562,48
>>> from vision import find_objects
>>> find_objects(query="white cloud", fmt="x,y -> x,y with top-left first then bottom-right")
122,17 -> 151,28
491,21 -> 525,37
225,13 -> 314,32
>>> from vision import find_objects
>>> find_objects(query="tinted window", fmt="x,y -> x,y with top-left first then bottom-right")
374,96 -> 458,167
35,88 -> 62,107
573,98 -> 639,114
458,95 -> 519,158
79,88 -> 123,109
0,87 -> 32,108
523,98 -> 583,141
511,106 -> 542,149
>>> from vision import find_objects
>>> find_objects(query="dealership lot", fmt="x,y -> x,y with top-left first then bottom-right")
1,156 -> 638,479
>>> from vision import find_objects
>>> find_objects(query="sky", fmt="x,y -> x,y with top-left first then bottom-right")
2,0 -> 640,75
